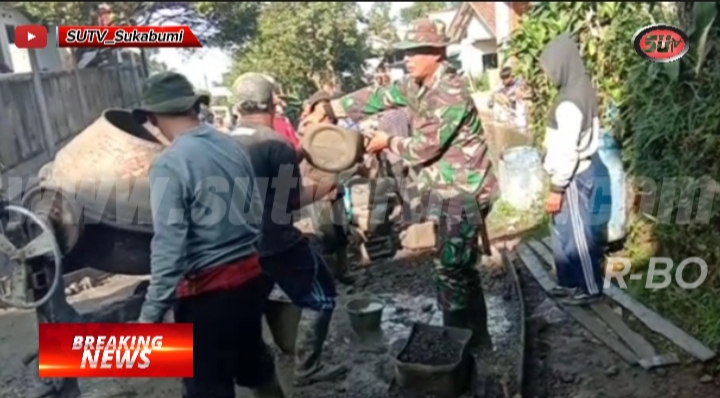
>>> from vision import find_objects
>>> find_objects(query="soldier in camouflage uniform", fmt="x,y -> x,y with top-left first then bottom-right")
304,19 -> 497,346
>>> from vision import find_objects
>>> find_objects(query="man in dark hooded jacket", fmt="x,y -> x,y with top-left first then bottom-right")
539,33 -> 611,305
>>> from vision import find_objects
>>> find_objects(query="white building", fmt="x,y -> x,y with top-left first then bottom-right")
447,2 -> 531,78
0,6 -> 66,73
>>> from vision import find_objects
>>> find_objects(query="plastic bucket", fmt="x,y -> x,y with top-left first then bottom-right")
597,131 -> 628,243
498,146 -> 544,210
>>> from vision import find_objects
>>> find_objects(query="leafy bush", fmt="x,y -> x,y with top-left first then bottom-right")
467,71 -> 490,93
506,2 -> 653,143
619,3 -> 720,345
508,2 -> 720,345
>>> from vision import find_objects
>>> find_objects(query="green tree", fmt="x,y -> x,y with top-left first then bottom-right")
367,2 -> 399,45
227,2 -> 370,98
399,2 -> 455,24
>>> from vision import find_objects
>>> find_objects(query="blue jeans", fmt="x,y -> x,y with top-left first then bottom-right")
551,154 -> 611,296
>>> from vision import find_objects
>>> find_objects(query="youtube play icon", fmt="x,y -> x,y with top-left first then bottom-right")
15,25 -> 48,49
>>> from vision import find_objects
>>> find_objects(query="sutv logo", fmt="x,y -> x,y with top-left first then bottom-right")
633,24 -> 689,63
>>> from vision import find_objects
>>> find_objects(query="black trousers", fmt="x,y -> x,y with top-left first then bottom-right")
176,276 -> 275,398
260,239 -> 337,312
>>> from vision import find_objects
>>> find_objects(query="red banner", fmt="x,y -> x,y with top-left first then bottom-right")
56,26 -> 202,48
38,323 -> 193,378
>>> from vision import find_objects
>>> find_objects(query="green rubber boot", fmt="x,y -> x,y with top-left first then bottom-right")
293,310 -> 348,387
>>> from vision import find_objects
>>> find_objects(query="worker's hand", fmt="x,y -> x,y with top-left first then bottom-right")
297,147 -> 308,163
544,191 -> 563,214
299,104 -> 330,131
365,131 -> 391,153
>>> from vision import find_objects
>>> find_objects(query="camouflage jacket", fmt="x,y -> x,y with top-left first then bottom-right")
331,63 -> 496,202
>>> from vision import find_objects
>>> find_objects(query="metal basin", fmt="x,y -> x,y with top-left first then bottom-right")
346,297 -> 384,337
393,323 -> 473,397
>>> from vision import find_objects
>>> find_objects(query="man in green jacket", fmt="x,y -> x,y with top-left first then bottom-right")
302,19 -> 497,347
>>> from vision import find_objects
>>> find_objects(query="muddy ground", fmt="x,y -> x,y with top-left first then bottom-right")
0,246 -> 718,397
517,259 -> 720,398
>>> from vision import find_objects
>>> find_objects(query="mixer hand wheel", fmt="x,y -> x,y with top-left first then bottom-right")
0,205 -> 62,309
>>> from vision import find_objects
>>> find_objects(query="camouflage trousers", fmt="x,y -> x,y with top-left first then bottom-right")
425,193 -> 487,312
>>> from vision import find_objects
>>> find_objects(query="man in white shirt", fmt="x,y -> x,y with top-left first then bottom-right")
540,33 -> 611,306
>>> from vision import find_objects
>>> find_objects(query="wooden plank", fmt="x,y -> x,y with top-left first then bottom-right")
538,237 -> 716,362
515,243 -> 555,291
527,239 -> 555,272
28,49 -> 56,157
1,153 -> 51,200
590,302 -> 658,360
502,249 -> 526,391
638,354 -> 681,369
516,242 -> 639,365
565,305 -> 639,364
604,284 -> 715,362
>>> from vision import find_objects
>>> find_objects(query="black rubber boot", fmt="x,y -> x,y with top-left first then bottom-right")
466,292 -> 492,349
250,372 -> 286,398
441,295 -> 492,349
293,310 -> 348,387
442,309 -> 468,329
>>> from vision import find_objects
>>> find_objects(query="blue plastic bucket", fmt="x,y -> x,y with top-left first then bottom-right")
597,130 -> 627,243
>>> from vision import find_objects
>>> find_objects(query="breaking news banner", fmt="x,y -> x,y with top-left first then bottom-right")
38,323 -> 193,378
56,26 -> 202,48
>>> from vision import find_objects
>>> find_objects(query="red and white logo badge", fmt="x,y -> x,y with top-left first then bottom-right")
633,24 -> 689,63
15,25 -> 48,49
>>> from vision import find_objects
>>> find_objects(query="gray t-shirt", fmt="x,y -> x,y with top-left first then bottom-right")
231,122 -> 304,256
140,125 -> 262,323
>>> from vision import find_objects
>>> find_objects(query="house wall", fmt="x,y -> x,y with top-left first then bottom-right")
494,3 -> 511,44
470,3 -> 496,35
466,17 -> 493,41
474,39 -> 497,55
457,17 -> 497,76
494,2 -> 514,67
0,8 -> 64,73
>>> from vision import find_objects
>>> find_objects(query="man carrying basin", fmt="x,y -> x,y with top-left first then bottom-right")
299,89 -> 363,284
301,19 -> 498,347
133,72 -> 285,398
230,73 -> 348,387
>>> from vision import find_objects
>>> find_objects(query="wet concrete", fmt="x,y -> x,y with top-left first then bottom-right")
0,251 -> 524,398
288,252 -> 524,398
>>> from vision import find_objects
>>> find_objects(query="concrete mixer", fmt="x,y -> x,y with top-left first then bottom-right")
0,109 -> 170,398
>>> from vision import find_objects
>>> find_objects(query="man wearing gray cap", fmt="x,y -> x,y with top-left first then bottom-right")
230,73 -> 348,387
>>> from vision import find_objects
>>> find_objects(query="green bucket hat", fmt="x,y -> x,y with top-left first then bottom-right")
394,18 -> 449,51
132,72 -> 210,123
